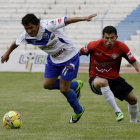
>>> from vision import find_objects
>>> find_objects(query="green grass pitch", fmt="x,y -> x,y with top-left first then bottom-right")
0,72 -> 140,140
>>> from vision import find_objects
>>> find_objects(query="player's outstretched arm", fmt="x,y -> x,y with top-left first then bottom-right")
132,61 -> 140,73
1,41 -> 18,63
65,13 -> 97,25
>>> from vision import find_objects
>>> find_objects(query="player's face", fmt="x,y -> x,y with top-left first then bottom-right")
103,33 -> 118,49
24,23 -> 39,37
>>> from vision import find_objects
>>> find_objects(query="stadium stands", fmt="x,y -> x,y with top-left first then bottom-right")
125,29 -> 140,60
0,0 -> 140,62
116,5 -> 140,42
114,4 -> 140,61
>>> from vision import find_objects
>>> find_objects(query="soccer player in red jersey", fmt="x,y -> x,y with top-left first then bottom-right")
80,26 -> 140,122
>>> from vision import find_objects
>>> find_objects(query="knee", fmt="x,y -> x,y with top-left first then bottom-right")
60,89 -> 68,94
43,83 -> 52,90
98,78 -> 109,87
60,87 -> 69,95
125,92 -> 138,105
129,98 -> 137,105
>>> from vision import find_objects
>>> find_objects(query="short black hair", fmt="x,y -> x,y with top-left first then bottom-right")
102,26 -> 117,36
21,13 -> 40,26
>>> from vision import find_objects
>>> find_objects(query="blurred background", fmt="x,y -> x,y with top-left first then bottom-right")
0,0 -> 140,71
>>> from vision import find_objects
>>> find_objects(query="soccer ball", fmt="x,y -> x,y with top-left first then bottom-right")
3,111 -> 22,129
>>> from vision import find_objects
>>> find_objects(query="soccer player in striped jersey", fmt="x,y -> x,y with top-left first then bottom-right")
80,26 -> 140,122
1,13 -> 97,123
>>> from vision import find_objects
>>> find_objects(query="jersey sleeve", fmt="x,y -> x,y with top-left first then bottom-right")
81,41 -> 95,55
15,31 -> 27,46
121,43 -> 136,64
46,17 -> 66,32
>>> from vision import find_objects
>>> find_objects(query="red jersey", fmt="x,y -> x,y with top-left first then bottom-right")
81,39 -> 136,79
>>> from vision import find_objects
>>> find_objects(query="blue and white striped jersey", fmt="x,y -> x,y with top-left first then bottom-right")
16,17 -> 78,64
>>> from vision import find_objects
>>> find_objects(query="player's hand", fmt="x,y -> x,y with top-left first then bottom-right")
86,13 -> 97,21
1,54 -> 9,63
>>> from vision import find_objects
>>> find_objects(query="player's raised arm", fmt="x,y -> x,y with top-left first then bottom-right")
1,41 -> 18,63
132,61 -> 140,73
65,13 -> 97,25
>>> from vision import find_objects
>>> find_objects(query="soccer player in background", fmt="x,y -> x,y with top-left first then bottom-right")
1,13 -> 97,123
80,26 -> 140,122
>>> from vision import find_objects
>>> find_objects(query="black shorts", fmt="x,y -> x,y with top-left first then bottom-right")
89,76 -> 133,101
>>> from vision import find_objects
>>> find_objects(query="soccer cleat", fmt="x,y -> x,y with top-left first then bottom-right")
75,80 -> 83,100
116,112 -> 124,122
69,107 -> 85,123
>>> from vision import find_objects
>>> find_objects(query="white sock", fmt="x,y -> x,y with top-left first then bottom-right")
101,86 -> 121,113
128,103 -> 139,123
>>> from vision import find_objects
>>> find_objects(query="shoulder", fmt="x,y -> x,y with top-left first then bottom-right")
88,39 -> 102,47
116,40 -> 129,51
87,39 -> 102,50
18,31 -> 26,39
116,40 -> 128,48
40,19 -> 57,29
16,31 -> 27,45
40,20 -> 49,28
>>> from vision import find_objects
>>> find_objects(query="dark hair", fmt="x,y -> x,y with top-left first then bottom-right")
21,13 -> 40,26
102,26 -> 117,36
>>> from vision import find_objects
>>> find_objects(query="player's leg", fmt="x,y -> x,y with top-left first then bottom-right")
60,79 -> 83,114
44,72 -> 82,114
60,54 -> 84,123
125,91 -> 139,123
44,77 -> 83,100
43,61 -> 60,90
44,60 -> 83,97
60,78 -> 84,123
43,77 -> 58,89
90,76 -> 124,121
71,80 -> 83,100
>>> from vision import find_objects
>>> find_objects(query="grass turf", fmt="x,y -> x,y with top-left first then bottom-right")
0,72 -> 140,140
